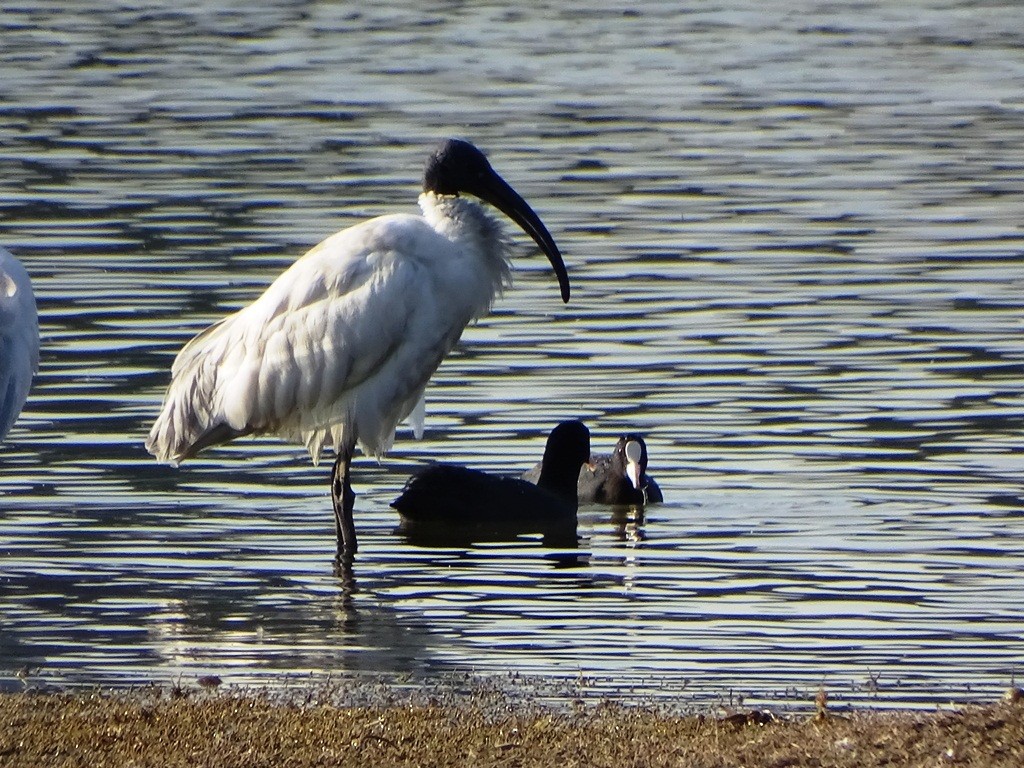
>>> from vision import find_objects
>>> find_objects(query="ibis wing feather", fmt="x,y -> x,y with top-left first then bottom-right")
146,214 -> 458,465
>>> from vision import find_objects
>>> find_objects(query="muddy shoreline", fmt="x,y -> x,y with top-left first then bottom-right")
2,685 -> 1021,767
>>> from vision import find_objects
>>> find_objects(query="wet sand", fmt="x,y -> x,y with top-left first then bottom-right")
2,685 -> 1021,767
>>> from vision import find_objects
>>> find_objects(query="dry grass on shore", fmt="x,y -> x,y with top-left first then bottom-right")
2,686 -> 1022,767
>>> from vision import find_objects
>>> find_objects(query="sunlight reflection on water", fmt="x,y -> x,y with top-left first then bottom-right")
1,0 -> 1022,709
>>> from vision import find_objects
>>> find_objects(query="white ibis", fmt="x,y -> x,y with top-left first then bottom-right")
0,247 -> 39,443
523,433 -> 663,505
392,420 -> 590,535
145,139 -> 570,557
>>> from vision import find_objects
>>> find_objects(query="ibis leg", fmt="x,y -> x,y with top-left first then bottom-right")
331,451 -> 358,555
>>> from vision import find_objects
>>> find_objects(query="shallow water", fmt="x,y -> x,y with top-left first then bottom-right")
1,1 -> 1022,709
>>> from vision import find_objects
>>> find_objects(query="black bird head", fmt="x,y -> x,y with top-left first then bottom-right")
538,420 -> 591,501
424,138 -> 570,303
614,434 -> 649,490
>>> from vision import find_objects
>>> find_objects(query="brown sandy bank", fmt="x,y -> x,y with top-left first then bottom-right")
2,686 -> 1022,767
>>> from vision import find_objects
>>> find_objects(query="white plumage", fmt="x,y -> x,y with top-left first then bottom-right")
147,195 -> 510,466
146,139 -> 569,557
0,246 -> 39,442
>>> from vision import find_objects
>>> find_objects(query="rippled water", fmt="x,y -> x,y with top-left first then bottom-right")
1,1 -> 1022,709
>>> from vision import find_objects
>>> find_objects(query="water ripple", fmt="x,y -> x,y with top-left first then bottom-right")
1,0 -> 1022,709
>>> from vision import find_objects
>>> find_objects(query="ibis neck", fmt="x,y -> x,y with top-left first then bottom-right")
421,190 -> 511,255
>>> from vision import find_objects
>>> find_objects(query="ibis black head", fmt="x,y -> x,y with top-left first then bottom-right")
424,138 -> 570,303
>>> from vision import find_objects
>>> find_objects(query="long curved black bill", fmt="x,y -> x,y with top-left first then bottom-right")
477,172 -> 571,303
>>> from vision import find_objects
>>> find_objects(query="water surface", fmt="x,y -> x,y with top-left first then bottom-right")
1,1 -> 1022,709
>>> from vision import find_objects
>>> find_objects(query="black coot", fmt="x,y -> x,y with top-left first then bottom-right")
579,434 -> 662,505
392,420 -> 591,540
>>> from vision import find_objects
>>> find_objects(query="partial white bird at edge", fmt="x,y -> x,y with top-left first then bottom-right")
0,246 -> 39,443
